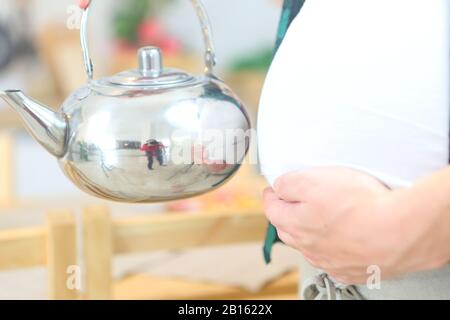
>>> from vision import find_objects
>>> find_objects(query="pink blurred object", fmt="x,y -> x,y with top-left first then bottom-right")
159,37 -> 182,56
137,19 -> 182,56
77,0 -> 91,10
167,200 -> 203,212
138,20 -> 164,45
114,39 -> 137,52
191,144 -> 232,173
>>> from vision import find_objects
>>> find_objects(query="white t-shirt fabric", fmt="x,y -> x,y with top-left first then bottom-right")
257,0 -> 450,299
258,0 -> 449,190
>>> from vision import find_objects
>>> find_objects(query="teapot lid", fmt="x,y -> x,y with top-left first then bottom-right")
104,47 -> 195,88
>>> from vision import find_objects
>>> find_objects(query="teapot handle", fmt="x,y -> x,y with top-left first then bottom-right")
79,0 -> 217,81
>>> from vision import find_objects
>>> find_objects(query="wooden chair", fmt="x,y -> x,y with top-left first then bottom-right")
82,206 -> 272,300
0,210 -> 78,299
0,132 -> 14,208
0,130 -> 296,299
0,206 -> 297,300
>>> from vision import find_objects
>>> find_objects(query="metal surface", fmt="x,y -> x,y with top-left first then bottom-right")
0,90 -> 67,157
106,67 -> 194,88
0,0 -> 251,203
80,5 -> 93,81
138,47 -> 163,77
57,77 -> 250,203
106,46 -> 193,87
80,0 -> 216,80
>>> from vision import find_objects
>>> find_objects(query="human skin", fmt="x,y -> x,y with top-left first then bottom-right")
263,166 -> 450,284
77,0 -> 91,10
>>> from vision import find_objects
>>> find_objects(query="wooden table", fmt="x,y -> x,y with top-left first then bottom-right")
114,271 -> 299,300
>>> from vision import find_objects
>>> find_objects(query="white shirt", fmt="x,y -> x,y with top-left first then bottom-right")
258,0 -> 449,188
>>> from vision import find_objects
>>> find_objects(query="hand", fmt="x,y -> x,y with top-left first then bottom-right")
263,167 -> 450,284
191,144 -> 231,173
78,0 -> 91,10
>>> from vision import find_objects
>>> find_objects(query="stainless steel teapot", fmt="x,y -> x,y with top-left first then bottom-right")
0,0 -> 251,203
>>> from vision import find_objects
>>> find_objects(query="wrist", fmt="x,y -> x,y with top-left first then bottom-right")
388,178 -> 450,272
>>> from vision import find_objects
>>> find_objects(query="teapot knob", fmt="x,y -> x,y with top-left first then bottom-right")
138,46 -> 163,77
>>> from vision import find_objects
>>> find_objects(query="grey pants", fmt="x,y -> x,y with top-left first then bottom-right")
299,258 -> 450,300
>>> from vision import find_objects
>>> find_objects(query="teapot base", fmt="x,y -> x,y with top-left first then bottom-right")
59,158 -> 241,203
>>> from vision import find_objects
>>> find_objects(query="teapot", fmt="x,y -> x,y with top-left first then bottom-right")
0,0 -> 251,203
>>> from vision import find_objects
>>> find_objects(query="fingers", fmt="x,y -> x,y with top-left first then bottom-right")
263,187 -> 321,236
276,230 -> 297,248
263,188 -> 300,233
302,250 -> 323,267
78,0 -> 91,9
328,271 -> 368,285
273,171 -> 316,202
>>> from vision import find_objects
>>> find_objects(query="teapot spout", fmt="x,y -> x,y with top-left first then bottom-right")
0,90 -> 68,157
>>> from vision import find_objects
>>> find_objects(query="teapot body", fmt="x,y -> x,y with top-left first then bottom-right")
58,76 -> 251,202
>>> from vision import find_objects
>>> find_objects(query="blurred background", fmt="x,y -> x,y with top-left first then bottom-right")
0,0 -> 299,300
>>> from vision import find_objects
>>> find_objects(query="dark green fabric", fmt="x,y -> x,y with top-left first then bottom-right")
274,0 -> 305,55
263,0 -> 305,264
263,224 -> 280,263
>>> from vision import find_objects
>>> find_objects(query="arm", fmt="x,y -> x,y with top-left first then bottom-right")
263,166 -> 450,284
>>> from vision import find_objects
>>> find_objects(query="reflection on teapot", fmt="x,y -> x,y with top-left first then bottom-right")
0,0 -> 251,203
141,139 -> 167,171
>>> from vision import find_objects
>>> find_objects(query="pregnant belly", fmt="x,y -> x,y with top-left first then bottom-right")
257,0 -> 449,188
258,101 -> 448,188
